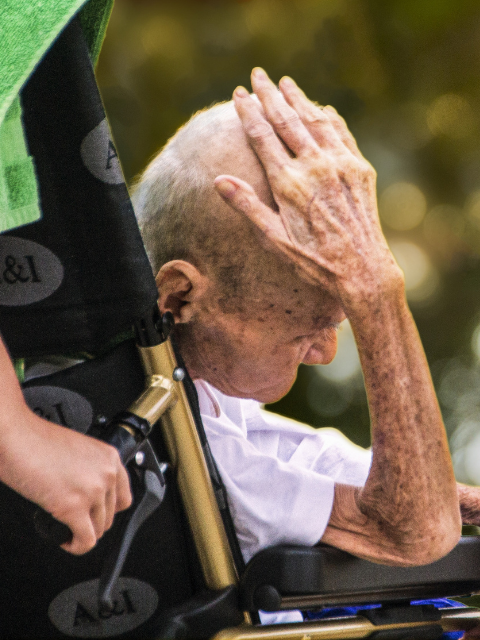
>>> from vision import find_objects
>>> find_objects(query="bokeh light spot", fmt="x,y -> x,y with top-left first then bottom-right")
427,93 -> 475,140
471,324 -> 480,360
464,431 -> 480,485
380,182 -> 427,231
389,241 -> 439,304
389,241 -> 430,289
450,418 -> 480,484
390,102 -> 432,151
141,16 -> 192,62
438,361 -> 472,410
315,320 -> 361,383
306,379 -> 353,417
466,190 -> 480,229
423,204 -> 465,252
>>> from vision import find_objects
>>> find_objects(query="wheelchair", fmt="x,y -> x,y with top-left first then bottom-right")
1,11 -> 480,640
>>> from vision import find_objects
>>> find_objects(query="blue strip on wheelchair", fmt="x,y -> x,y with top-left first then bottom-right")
304,599 -> 466,639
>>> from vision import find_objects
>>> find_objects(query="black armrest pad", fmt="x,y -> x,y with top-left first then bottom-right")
240,537 -> 480,611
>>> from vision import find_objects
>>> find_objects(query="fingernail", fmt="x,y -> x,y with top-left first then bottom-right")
234,86 -> 249,98
280,76 -> 296,89
252,67 -> 267,80
215,178 -> 237,198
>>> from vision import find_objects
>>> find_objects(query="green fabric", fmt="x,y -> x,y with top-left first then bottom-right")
79,0 -> 115,66
0,96 -> 40,232
13,358 -> 24,384
0,0 -> 113,127
0,0 -> 114,232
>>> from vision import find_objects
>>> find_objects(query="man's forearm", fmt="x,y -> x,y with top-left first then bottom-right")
322,282 -> 461,565
347,281 -> 460,558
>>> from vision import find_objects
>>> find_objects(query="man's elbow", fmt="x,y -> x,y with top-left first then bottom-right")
389,517 -> 461,567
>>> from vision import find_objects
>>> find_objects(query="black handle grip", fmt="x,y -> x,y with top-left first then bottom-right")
34,419 -> 140,547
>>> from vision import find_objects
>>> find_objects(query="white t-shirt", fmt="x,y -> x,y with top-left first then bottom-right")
196,380 -> 372,624
195,380 -> 372,563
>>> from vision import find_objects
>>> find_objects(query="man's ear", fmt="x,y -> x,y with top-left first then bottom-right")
156,260 -> 210,324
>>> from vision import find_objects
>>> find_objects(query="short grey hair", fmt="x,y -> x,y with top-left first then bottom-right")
132,101 -> 239,276
132,97 -> 295,309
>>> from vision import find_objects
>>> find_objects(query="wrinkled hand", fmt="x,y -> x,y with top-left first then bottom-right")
458,483 -> 480,527
214,68 -> 402,306
0,405 -> 132,555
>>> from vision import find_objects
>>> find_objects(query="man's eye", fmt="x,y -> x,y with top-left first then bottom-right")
292,334 -> 310,342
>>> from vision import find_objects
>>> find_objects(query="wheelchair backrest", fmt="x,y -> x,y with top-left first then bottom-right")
0,15 -> 242,639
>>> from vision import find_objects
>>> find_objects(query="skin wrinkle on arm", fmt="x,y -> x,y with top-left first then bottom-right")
321,300 -> 459,565
322,286 -> 459,565
218,69 -> 461,566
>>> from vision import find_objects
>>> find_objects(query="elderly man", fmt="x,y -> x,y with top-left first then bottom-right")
133,69 -> 480,578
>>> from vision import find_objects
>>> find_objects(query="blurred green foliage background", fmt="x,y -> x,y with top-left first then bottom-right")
98,0 -> 480,484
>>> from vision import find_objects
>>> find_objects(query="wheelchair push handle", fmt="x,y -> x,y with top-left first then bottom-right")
34,412 -> 151,546
34,311 -> 175,547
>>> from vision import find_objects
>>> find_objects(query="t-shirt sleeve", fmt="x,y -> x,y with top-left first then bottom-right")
260,410 -> 372,487
202,412 -> 335,563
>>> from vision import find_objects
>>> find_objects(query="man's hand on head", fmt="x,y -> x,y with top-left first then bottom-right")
215,68 -> 461,567
214,68 -> 402,310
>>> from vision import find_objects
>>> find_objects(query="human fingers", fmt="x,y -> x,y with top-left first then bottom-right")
215,175 -> 288,246
233,86 -> 291,178
104,487 -> 116,531
215,175 -> 330,288
278,75 -> 343,151
321,105 -> 379,222
90,499 -> 107,540
250,67 -> 316,157
95,452 -> 131,531
115,463 -> 132,513
61,514 -> 97,555
322,105 -> 365,160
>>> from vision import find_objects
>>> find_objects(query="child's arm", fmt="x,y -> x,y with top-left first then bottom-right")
0,337 -> 132,555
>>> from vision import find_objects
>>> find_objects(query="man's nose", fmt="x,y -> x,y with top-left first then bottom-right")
302,330 -> 338,366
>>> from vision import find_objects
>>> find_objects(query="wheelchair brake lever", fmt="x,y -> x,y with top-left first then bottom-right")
35,366 -> 177,546
34,413 -> 156,546
98,439 -> 168,610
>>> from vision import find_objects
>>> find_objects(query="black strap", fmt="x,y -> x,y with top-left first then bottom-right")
0,15 -> 157,358
171,333 -> 246,575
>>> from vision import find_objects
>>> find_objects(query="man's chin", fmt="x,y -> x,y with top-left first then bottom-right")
195,370 -> 297,403
253,378 -> 297,404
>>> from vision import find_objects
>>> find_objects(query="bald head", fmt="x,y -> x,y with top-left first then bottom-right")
133,98 -> 344,398
133,100 -> 300,310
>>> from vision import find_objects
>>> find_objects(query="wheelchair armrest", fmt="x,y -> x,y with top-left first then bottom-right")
240,536 -> 480,612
